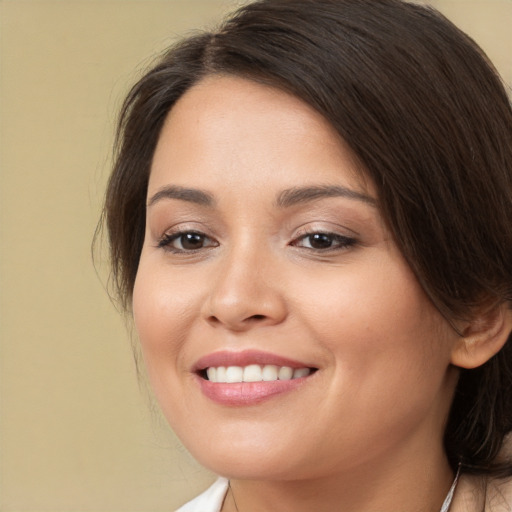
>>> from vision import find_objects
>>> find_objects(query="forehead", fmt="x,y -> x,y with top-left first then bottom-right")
149,74 -> 372,198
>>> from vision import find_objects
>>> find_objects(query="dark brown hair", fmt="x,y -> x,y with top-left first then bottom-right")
103,0 -> 512,476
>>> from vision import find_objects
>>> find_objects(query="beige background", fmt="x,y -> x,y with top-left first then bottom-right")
0,1 -> 511,511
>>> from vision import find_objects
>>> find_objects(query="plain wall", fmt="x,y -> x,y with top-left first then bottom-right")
1,1 -> 511,510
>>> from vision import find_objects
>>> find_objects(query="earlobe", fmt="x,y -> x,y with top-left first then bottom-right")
450,303 -> 512,369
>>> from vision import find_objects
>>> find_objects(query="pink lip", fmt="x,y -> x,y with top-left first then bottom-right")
192,350 -> 317,407
193,349 -> 313,372
197,378 -> 309,407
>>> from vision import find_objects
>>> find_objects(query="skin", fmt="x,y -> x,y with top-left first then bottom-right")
133,75 -> 464,511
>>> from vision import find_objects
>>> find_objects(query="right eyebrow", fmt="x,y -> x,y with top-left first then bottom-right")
147,185 -> 215,208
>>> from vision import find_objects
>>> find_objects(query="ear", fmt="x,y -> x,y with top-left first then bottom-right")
451,303 -> 512,369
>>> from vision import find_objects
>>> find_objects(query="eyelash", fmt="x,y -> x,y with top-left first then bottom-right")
291,230 -> 356,252
157,231 -> 218,253
156,230 -> 356,254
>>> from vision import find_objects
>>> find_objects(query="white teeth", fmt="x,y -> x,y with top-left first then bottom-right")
205,365 -> 312,383
216,366 -> 227,383
206,367 -> 217,382
293,368 -> 310,379
226,366 -> 244,383
278,366 -> 293,380
262,365 -> 278,381
243,364 -> 262,382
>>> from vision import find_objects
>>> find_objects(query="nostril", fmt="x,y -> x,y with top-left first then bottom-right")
207,315 -> 221,325
249,314 -> 266,321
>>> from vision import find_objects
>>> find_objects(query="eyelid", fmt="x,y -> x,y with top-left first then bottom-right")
152,219 -> 216,241
155,224 -> 219,254
157,230 -> 208,245
293,221 -> 359,239
290,226 -> 358,252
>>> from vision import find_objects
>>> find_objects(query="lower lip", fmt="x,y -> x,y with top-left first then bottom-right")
198,376 -> 310,406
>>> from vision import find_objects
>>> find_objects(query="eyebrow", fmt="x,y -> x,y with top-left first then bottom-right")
275,185 -> 376,208
147,183 -> 376,209
147,185 -> 215,208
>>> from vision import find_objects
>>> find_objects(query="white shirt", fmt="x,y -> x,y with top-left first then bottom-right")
175,478 -> 229,512
175,473 -> 512,512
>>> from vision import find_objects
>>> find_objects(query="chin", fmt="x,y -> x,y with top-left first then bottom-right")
177,428 -> 296,479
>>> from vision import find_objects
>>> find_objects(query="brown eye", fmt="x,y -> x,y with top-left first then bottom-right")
293,232 -> 356,251
178,233 -> 207,250
158,231 -> 218,252
306,233 -> 335,249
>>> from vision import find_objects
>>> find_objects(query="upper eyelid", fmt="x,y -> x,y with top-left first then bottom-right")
159,227 -> 215,240
295,230 -> 352,238
157,230 -> 219,253
292,231 -> 356,244
154,221 -> 218,238
293,222 -> 360,238
153,220 -> 360,245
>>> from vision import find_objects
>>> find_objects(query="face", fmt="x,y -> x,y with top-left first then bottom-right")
133,75 -> 459,481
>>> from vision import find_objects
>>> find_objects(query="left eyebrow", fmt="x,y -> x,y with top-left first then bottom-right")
275,185 -> 377,208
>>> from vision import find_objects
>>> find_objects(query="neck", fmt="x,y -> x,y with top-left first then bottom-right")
222,449 -> 454,512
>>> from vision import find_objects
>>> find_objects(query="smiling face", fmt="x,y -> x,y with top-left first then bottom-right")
133,75 -> 460,481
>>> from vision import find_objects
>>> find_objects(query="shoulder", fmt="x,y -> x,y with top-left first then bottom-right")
175,478 -> 229,512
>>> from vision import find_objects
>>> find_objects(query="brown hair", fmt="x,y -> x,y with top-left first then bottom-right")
102,0 -> 512,476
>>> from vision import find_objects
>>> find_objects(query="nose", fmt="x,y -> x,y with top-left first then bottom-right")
202,247 -> 288,332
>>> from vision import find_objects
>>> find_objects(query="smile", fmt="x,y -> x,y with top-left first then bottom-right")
204,365 -> 312,383
194,350 -> 318,406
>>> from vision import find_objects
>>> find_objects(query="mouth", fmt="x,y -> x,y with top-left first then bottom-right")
193,350 -> 318,406
199,364 -> 316,383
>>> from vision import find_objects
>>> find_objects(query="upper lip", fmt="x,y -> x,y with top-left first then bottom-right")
193,349 -> 316,372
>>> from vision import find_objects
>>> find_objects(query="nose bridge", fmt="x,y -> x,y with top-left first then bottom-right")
204,233 -> 286,330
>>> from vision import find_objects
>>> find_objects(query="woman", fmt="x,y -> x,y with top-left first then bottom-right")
103,0 -> 512,510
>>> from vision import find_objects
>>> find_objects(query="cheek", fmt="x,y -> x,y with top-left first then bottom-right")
132,257 -> 199,373
131,258 -> 206,427
308,251 -> 443,339
294,254 -> 453,390
297,264 -> 454,458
